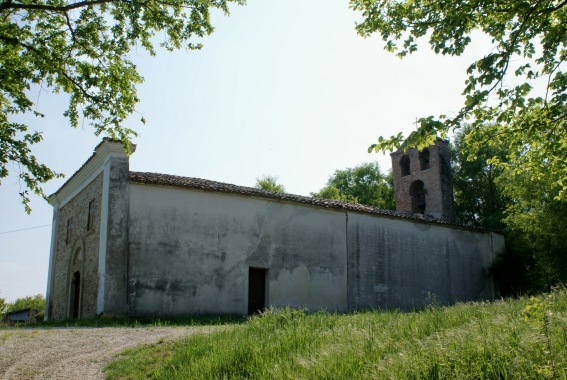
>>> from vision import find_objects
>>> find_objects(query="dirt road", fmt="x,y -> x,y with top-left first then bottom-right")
0,326 -> 205,379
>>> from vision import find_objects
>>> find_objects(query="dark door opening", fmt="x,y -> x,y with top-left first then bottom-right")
248,267 -> 267,315
70,271 -> 81,319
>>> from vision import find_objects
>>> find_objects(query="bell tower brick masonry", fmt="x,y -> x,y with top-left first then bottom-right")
390,138 -> 456,223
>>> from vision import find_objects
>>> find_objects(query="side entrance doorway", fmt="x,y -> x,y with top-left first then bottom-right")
248,267 -> 267,315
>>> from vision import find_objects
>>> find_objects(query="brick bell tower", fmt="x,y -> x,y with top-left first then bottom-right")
390,138 -> 455,223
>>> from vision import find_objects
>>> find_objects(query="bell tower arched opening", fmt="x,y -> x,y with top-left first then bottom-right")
419,148 -> 430,170
409,180 -> 426,214
400,155 -> 410,176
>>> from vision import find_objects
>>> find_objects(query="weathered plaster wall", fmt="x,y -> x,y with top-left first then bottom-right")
100,156 -> 130,316
347,213 -> 504,310
128,183 -> 503,317
128,184 -> 348,316
51,173 -> 103,320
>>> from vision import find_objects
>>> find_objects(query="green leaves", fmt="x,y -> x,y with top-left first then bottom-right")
353,0 -> 567,290
254,175 -> 285,193
0,114 -> 63,213
1,0 -> 245,211
2,293 -> 46,321
451,124 -> 508,231
0,292 -> 6,316
352,0 -> 567,202
367,118 -> 442,156
368,131 -> 403,154
311,162 -> 395,209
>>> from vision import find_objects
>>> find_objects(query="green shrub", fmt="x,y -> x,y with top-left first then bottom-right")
4,294 -> 45,323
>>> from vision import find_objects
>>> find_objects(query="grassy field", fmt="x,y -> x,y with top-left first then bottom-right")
105,287 -> 567,379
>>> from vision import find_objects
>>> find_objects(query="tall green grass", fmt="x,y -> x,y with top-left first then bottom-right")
106,287 -> 567,379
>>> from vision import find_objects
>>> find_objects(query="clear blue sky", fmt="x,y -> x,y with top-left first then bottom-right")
0,0 -> 488,302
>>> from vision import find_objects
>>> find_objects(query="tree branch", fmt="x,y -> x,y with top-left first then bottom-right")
63,11 -> 77,44
0,34 -> 99,103
542,0 -> 567,13
544,55 -> 566,105
1,0 -> 121,12
480,0 -> 544,102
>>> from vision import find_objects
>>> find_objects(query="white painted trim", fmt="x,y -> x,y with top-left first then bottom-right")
52,141 -> 129,208
56,166 -> 105,208
45,201 -> 60,321
96,159 -> 111,314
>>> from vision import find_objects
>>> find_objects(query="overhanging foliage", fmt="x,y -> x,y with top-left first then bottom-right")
352,0 -> 567,200
0,0 -> 244,212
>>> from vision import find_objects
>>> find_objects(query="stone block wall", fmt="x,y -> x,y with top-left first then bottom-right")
51,173 -> 103,320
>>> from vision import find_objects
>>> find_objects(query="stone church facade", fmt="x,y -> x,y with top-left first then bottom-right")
45,139 -> 504,320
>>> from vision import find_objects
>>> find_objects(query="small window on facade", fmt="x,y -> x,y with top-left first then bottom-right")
66,218 -> 73,245
419,148 -> 430,170
400,155 -> 411,176
87,200 -> 95,231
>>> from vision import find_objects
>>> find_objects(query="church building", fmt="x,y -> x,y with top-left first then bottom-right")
45,139 -> 503,320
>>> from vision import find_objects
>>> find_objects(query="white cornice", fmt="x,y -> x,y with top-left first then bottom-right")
50,140 -> 134,208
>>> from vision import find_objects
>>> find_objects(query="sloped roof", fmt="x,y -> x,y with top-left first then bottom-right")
129,171 -> 489,232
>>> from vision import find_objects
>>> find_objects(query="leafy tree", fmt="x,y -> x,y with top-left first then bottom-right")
450,127 -> 532,295
353,0 -> 567,201
311,185 -> 357,203
450,127 -> 567,295
0,292 -> 7,317
5,293 -> 46,321
311,162 -> 395,209
255,175 -> 285,193
1,0 -> 244,212
451,125 -> 509,231
498,165 -> 567,291
490,181 -> 567,295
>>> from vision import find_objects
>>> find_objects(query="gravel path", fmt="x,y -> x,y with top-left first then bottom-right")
0,326 -> 208,379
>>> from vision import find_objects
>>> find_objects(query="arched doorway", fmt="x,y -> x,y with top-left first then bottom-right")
68,246 -> 83,319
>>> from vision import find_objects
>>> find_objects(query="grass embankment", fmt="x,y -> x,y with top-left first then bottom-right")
106,288 -> 567,379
